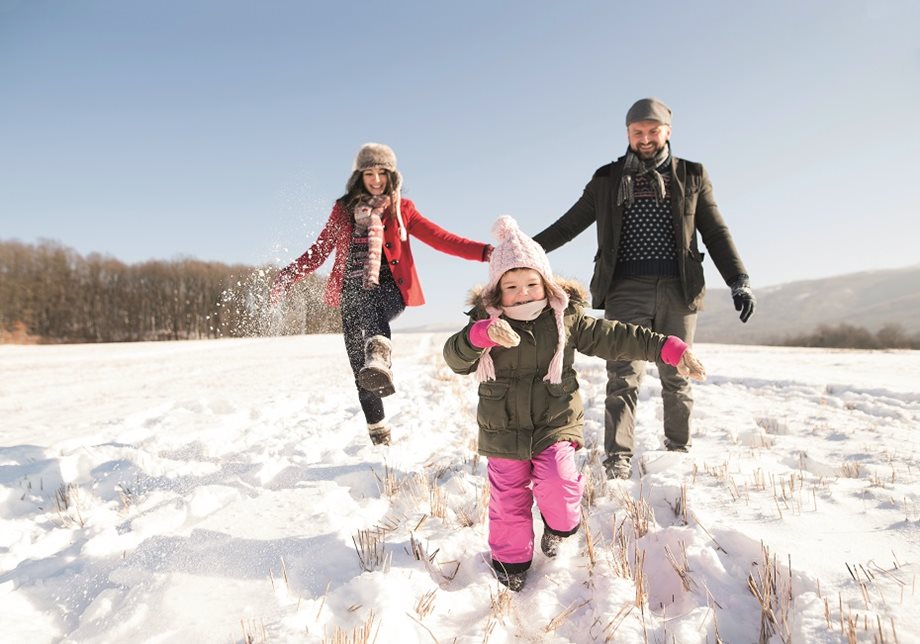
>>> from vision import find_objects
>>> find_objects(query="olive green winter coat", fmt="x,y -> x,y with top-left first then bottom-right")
442,280 -> 668,461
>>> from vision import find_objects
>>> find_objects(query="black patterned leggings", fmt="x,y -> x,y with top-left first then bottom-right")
339,275 -> 406,424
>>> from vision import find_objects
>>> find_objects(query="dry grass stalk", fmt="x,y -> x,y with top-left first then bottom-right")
373,512 -> 404,536
488,586 -> 514,622
666,483 -> 689,525
115,484 -> 134,511
454,482 -> 490,530
408,532 -> 439,564
579,452 -> 605,507
429,479 -> 448,519
401,472 -> 429,506
482,616 -> 497,644
479,480 -> 490,517
316,580 -> 332,620
752,468 -> 767,492
372,462 -> 403,497
633,547 -> 647,608
415,589 -> 437,619
240,617 -> 267,643
609,516 -> 632,578
614,487 -> 653,538
840,461 -> 861,478
405,612 -> 439,643
705,594 -> 725,643
352,528 -> 390,572
454,505 -> 476,528
688,511 -> 728,554
54,482 -> 86,528
705,462 -> 729,482
544,599 -> 590,633
581,507 -> 596,568
601,604 -> 634,642
437,560 -> 461,583
746,544 -> 793,644
664,541 -> 696,592
323,609 -> 378,644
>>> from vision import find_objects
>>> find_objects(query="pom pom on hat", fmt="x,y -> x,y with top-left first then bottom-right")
475,215 -> 569,384
485,215 -> 558,298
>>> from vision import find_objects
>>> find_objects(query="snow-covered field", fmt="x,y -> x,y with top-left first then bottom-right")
1,334 -> 918,643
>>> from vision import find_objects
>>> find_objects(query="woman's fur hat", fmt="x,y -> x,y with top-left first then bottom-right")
346,143 -> 406,240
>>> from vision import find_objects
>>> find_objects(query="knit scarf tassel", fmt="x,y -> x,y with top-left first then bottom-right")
474,308 -> 501,383
474,290 -> 569,385
394,191 -> 407,241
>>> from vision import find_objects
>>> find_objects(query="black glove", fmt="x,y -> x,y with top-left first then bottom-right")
730,274 -> 756,323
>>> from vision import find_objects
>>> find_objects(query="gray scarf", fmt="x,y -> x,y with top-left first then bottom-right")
616,143 -> 671,207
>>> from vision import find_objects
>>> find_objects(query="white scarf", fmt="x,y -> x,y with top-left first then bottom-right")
502,299 -> 547,321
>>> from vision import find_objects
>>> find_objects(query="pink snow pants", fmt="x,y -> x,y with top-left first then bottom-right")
487,441 -> 584,566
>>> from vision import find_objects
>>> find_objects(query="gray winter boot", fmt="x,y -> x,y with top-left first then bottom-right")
495,568 -> 527,592
357,335 -> 395,397
541,532 -> 565,558
367,421 -> 391,446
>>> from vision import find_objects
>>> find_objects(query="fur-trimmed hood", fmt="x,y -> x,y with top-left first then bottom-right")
465,277 -> 589,314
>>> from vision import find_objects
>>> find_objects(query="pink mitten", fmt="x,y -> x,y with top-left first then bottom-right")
676,350 -> 706,381
469,319 -> 520,349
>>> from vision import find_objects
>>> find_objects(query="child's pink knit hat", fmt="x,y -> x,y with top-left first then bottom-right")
477,215 -> 569,384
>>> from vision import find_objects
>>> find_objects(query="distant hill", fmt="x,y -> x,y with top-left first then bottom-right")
696,264 -> 920,344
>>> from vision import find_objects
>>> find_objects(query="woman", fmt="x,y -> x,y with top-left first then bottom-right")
271,143 -> 492,445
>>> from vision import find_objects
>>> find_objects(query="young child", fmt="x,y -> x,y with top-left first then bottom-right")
272,143 -> 492,446
443,216 -> 705,591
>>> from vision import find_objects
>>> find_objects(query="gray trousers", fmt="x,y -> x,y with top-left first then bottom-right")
603,276 -> 697,459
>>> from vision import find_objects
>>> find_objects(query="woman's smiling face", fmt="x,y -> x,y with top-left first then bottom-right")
362,168 -> 388,195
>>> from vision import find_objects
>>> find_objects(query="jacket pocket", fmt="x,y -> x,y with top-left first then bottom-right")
541,376 -> 583,428
477,381 -> 518,455
478,381 -> 511,431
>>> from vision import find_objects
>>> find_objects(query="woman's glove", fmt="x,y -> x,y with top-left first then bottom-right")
469,318 -> 520,349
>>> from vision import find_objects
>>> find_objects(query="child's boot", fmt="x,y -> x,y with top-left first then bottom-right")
358,335 -> 395,397
495,569 -> 527,592
541,532 -> 565,558
367,422 -> 391,446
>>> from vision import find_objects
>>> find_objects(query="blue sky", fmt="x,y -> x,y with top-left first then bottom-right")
2,1 -> 918,328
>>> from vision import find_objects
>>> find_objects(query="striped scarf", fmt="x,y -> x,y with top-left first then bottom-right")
353,195 -> 390,289
616,143 -> 671,207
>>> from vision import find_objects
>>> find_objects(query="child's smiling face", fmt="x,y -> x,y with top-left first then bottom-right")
499,269 -> 545,307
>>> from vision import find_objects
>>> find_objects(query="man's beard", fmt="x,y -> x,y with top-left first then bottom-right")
632,142 -> 664,160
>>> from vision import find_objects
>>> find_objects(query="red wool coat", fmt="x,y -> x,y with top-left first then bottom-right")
278,199 -> 490,307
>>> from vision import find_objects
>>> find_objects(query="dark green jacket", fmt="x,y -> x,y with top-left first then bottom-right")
442,281 -> 668,460
532,154 -> 748,311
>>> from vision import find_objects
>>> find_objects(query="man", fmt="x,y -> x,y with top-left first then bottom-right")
533,97 -> 755,480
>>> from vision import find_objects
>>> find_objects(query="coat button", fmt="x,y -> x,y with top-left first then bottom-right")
385,243 -> 391,248
397,278 -> 404,284
391,259 -> 398,265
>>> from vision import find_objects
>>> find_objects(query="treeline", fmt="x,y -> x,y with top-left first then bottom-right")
0,240 -> 341,344
779,323 -> 920,350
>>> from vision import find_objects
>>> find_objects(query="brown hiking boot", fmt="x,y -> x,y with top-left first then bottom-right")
357,335 -> 395,397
